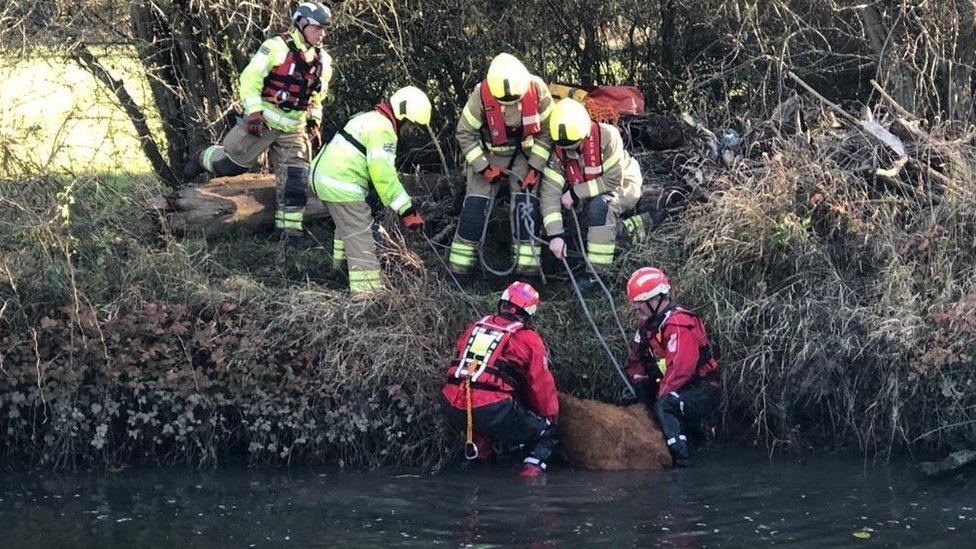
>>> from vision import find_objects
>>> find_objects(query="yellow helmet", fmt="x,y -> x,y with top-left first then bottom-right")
389,85 -> 432,126
485,53 -> 530,102
549,98 -> 592,146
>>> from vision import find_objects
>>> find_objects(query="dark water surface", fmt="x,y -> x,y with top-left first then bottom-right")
1,447 -> 974,547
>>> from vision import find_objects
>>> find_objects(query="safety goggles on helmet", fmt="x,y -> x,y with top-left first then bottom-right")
389,85 -> 432,126
486,53 -> 530,102
549,98 -> 591,148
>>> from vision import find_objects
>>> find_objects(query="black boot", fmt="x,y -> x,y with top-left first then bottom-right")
667,435 -> 691,468
182,149 -> 205,180
574,273 -> 601,296
279,229 -> 310,249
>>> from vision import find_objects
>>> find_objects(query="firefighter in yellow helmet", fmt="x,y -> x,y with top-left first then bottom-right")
448,53 -> 555,281
541,99 -> 644,292
309,86 -> 431,294
183,3 -> 334,246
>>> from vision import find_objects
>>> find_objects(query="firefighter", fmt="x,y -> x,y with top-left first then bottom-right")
625,267 -> 721,467
448,53 -> 555,280
183,2 -> 333,245
542,99 -> 646,292
309,86 -> 431,294
441,281 -> 559,477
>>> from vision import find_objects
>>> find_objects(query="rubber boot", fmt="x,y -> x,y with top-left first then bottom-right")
280,229 -> 310,249
182,149 -> 205,180
667,435 -> 691,468
574,273 -> 601,296
517,462 -> 544,477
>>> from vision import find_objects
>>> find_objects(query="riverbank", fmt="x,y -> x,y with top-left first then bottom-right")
3,114 -> 976,469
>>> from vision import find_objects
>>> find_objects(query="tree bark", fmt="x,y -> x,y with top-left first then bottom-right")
72,46 -> 177,187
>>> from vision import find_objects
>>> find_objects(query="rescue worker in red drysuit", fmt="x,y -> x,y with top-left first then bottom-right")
625,267 -> 720,467
441,281 -> 559,477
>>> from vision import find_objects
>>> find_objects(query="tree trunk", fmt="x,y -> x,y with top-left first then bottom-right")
72,46 -> 177,187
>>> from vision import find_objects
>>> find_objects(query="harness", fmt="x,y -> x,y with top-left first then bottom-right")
555,122 -> 602,187
446,316 -> 524,394
260,33 -> 322,111
446,315 -> 525,461
334,103 -> 398,157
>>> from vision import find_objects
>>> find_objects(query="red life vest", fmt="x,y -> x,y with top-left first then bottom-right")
445,315 -> 525,394
645,307 -> 719,379
260,33 -> 322,112
479,81 -> 541,147
555,122 -> 602,187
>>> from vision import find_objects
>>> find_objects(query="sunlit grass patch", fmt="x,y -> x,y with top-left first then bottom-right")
0,48 -> 163,176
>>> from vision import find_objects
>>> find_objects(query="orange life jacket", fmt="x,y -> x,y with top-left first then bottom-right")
480,81 -> 541,147
554,122 -> 602,187
260,33 -> 322,111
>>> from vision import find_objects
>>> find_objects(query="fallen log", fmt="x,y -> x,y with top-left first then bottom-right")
919,449 -> 976,477
558,392 -> 672,470
149,173 -> 456,237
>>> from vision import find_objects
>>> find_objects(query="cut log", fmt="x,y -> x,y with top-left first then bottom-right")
149,173 -> 457,237
558,392 -> 672,470
919,449 -> 976,477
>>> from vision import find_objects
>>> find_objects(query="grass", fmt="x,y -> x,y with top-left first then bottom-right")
0,48 -> 162,176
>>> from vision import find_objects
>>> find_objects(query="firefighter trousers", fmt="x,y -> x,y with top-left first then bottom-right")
322,200 -> 389,294
448,156 -> 543,276
199,119 -> 310,232
653,372 -> 721,449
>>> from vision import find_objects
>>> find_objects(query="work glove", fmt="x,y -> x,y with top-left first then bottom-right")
481,164 -> 503,183
401,207 -> 424,231
306,119 -> 322,155
560,190 -> 575,209
521,168 -> 540,190
246,112 -> 266,137
548,235 -> 567,260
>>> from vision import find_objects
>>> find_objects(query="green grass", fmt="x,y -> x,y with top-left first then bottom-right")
0,49 -> 163,176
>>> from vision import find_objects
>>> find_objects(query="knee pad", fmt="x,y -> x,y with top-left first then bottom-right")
587,194 -> 611,228
211,155 -> 248,176
284,166 -> 309,208
458,195 -> 490,241
514,192 -> 541,240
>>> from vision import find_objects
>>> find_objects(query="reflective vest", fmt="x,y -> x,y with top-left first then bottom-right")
646,307 -> 719,379
480,81 -> 541,147
260,33 -> 323,111
555,122 -> 602,187
445,315 -> 524,394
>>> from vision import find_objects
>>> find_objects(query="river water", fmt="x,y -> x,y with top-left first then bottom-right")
0,447 -> 973,547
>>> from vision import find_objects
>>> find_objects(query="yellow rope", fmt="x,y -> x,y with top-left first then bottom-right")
463,378 -> 478,459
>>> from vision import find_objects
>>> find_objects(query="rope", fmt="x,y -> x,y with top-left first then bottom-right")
584,97 -> 620,124
420,231 -> 481,317
516,190 -> 635,398
557,252 -> 635,398
566,207 -> 629,347
477,183 -> 518,277
463,378 -> 478,460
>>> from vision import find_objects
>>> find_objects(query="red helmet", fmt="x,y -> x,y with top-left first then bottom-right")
626,267 -> 671,302
500,281 -> 540,316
